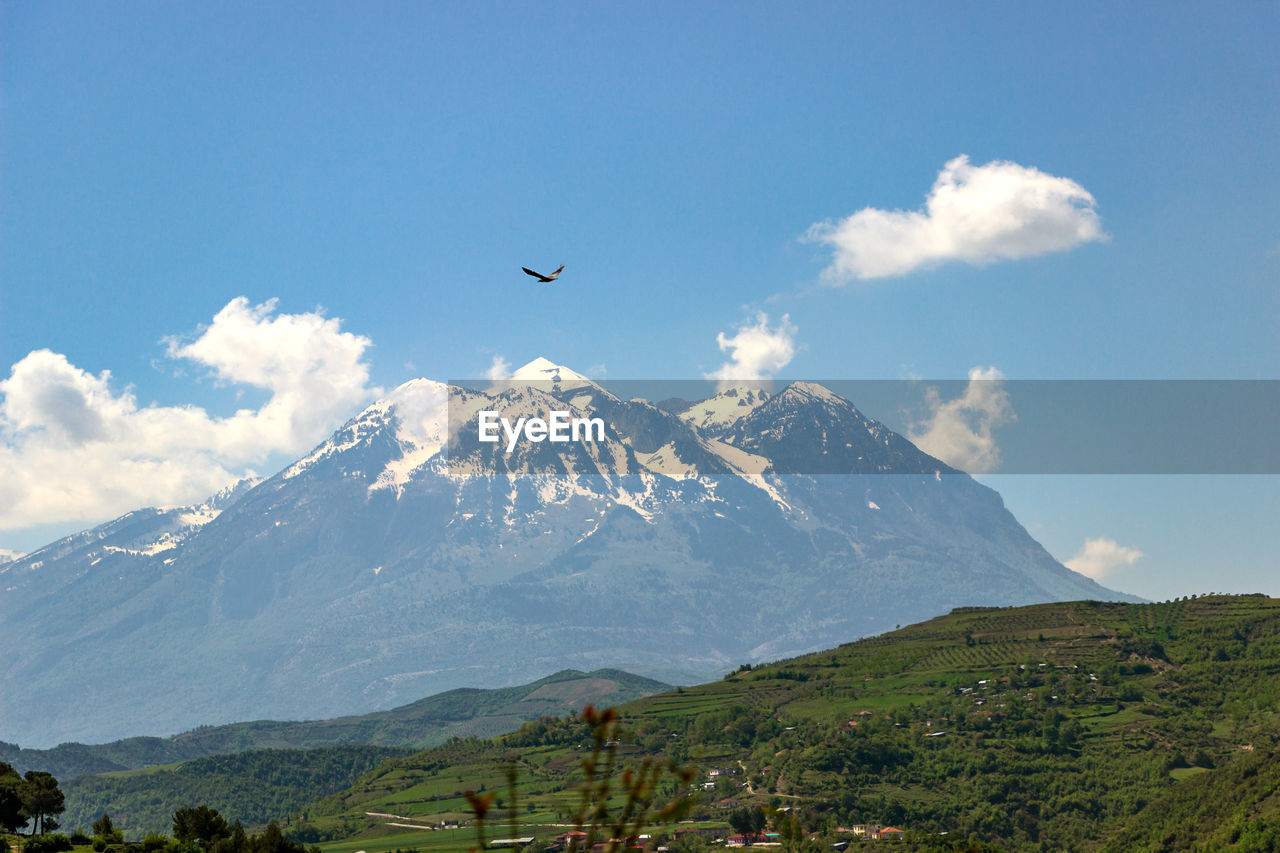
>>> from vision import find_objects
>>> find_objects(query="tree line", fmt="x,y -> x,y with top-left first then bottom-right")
1,765 -> 64,836
2,764 -> 318,853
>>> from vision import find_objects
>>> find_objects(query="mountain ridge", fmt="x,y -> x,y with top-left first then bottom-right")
0,359 -> 1136,747
0,668 -> 669,781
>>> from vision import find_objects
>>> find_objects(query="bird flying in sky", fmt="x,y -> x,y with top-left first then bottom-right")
522,264 -> 565,282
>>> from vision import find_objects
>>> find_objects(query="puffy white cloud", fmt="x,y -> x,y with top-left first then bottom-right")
0,297 -> 379,533
1065,537 -> 1144,580
806,155 -> 1105,282
705,313 -> 798,383
908,366 -> 1014,474
484,355 -> 512,381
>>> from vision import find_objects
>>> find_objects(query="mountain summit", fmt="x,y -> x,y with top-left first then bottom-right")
0,364 -> 1134,746
508,356 -> 592,387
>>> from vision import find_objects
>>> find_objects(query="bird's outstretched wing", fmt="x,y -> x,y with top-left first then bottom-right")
522,264 -> 565,283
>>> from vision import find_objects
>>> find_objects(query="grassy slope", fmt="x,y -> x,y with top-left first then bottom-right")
302,596 -> 1280,853
4,669 -> 670,782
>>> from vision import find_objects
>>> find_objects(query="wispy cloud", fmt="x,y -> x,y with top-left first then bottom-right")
0,297 -> 379,532
908,366 -> 1014,474
806,155 -> 1106,282
484,355 -> 512,381
705,313 -> 798,383
1065,537 -> 1144,580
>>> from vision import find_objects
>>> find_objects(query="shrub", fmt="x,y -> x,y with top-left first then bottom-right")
140,834 -> 168,853
23,835 -> 73,853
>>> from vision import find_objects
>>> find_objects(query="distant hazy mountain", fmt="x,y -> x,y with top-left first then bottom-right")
0,358 -> 1135,747
0,667 -> 667,781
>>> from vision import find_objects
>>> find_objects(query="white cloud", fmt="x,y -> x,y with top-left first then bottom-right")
0,547 -> 23,564
484,355 -> 512,381
806,155 -> 1106,282
1065,537 -> 1144,580
705,313 -> 798,383
908,366 -> 1014,474
0,297 -> 380,533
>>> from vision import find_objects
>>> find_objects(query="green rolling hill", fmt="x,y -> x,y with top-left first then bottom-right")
5,669 -> 670,784
291,595 -> 1280,852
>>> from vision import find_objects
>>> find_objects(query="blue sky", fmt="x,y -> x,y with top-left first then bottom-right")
1,2 -> 1277,596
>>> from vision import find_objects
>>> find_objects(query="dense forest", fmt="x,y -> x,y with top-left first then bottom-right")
60,748 -> 411,838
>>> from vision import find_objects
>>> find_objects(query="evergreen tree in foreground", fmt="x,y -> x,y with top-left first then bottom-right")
18,772 -> 64,835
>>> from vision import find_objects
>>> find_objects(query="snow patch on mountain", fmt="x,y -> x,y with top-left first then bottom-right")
284,406 -> 392,479
370,450 -> 435,495
104,539 -> 178,557
610,473 -> 660,521
640,443 -> 699,480
99,480 -> 264,559
699,438 -> 788,509
680,386 -> 772,434
534,472 -> 606,507
178,507 -> 222,527
705,438 -> 769,476
368,379 -> 449,495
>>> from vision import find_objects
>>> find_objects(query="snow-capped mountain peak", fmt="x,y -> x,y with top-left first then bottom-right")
509,357 -> 593,390
777,380 -> 847,406
382,378 -> 449,447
